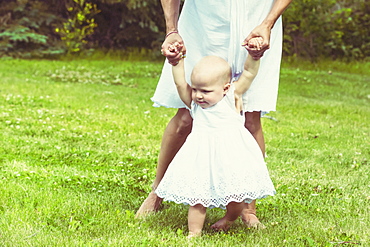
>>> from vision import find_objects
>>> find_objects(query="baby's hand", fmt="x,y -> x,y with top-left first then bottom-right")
242,37 -> 263,60
246,37 -> 263,50
168,42 -> 185,66
168,42 -> 182,53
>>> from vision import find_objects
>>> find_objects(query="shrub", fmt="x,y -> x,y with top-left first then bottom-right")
0,0 -> 64,58
283,0 -> 370,60
55,0 -> 100,55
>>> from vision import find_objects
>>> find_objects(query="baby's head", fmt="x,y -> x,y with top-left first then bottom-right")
190,56 -> 231,108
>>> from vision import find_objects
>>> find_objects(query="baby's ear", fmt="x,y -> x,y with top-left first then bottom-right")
223,83 -> 231,93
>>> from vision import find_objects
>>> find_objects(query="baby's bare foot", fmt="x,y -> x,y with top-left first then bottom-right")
135,191 -> 163,218
211,217 -> 234,232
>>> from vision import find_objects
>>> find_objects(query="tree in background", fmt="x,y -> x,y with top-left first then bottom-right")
55,0 -> 100,55
283,0 -> 370,61
0,0 -> 63,58
91,0 -> 164,50
0,0 -> 368,60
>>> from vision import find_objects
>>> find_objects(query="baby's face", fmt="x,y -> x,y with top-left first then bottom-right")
191,79 -> 228,109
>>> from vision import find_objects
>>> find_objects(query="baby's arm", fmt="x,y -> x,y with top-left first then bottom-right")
234,38 -> 261,112
234,55 -> 260,95
172,55 -> 192,109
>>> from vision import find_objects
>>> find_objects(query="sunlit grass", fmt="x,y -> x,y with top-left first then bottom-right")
0,58 -> 369,246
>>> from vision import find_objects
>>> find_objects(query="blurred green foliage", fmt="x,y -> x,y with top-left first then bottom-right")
283,0 -> 370,61
0,0 -> 64,58
55,0 -> 100,54
0,0 -> 369,60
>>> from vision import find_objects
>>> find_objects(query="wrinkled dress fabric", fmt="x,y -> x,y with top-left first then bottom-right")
155,85 -> 276,209
151,0 -> 283,112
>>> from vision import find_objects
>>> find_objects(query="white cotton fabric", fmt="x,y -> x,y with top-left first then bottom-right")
151,0 -> 283,112
155,85 -> 276,209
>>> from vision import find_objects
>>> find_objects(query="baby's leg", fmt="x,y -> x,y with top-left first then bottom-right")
188,204 -> 206,238
211,202 -> 244,232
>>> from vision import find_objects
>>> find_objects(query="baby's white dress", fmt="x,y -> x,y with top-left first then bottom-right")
155,85 -> 276,209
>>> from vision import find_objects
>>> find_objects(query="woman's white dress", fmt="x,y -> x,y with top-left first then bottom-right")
152,0 -> 283,113
155,86 -> 276,209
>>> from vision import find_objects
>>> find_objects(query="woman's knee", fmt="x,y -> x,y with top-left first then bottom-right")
174,108 -> 193,135
244,111 -> 262,134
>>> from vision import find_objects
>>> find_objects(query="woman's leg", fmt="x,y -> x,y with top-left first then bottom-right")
241,111 -> 266,228
135,108 -> 192,217
245,111 -> 265,155
152,108 -> 193,189
211,202 -> 244,231
188,204 -> 207,237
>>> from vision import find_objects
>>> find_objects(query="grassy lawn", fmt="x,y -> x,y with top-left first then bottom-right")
0,58 -> 369,246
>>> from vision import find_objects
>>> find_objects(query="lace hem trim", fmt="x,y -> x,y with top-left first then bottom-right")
156,192 -> 275,209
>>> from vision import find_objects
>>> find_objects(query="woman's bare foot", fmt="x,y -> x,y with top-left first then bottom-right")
240,201 -> 266,229
241,213 -> 266,229
210,217 -> 234,232
135,191 -> 163,218
187,231 -> 202,239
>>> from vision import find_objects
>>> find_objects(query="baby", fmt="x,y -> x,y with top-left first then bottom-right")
155,37 -> 275,238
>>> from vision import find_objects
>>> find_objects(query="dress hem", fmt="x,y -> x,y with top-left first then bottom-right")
156,192 -> 276,209
151,98 -> 186,109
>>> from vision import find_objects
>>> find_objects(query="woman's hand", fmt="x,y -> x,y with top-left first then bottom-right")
242,24 -> 271,60
161,32 -> 187,66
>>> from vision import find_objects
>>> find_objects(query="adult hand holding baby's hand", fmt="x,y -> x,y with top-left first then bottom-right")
161,31 -> 187,66
242,23 -> 272,60
242,37 -> 265,60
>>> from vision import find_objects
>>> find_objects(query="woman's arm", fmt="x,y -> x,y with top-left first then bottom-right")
160,0 -> 186,65
243,0 -> 292,59
161,0 -> 180,34
172,59 -> 192,108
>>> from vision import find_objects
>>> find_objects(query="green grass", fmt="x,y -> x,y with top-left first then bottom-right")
0,58 -> 369,246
